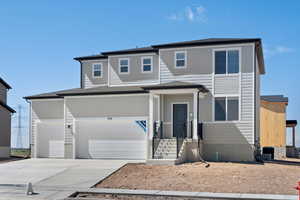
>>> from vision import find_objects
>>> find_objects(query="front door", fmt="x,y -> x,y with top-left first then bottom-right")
173,104 -> 188,138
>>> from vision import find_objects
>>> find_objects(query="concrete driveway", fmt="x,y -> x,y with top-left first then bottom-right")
0,158 -> 142,188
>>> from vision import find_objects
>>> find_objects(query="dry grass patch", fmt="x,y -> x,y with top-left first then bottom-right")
96,161 -> 300,195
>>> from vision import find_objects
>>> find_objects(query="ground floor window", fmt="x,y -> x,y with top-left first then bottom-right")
215,96 -> 239,121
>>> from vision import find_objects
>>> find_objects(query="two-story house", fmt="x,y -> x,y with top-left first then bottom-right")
25,38 -> 265,163
0,77 -> 15,158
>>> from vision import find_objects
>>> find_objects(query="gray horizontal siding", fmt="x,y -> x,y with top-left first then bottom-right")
214,75 -> 239,95
203,122 -> 254,144
109,54 -> 159,86
160,58 -> 212,90
241,73 -> 254,122
81,60 -> 108,88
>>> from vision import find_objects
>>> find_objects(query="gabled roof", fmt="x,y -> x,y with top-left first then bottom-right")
102,46 -> 158,56
74,54 -> 107,61
261,95 -> 288,103
24,86 -> 146,99
151,38 -> 261,48
0,100 -> 15,113
56,85 -> 146,96
0,77 -> 11,89
24,82 -> 207,99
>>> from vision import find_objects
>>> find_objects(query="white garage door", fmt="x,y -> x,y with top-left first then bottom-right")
37,120 -> 64,158
75,117 -> 147,159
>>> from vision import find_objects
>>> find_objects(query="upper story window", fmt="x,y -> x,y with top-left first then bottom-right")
141,56 -> 153,73
215,97 -> 239,121
175,51 -> 186,68
215,49 -> 239,74
92,63 -> 102,78
119,58 -> 129,74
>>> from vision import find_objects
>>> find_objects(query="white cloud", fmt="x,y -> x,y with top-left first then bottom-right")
264,45 -> 294,58
186,7 -> 194,21
168,5 -> 207,23
275,46 -> 293,53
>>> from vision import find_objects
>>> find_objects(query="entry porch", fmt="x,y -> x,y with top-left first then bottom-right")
143,82 -> 208,162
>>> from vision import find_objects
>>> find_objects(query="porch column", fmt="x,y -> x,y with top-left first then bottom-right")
292,127 -> 296,147
149,92 -> 154,139
193,91 -> 198,139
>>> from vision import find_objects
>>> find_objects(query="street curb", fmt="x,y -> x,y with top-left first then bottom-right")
72,188 -> 298,200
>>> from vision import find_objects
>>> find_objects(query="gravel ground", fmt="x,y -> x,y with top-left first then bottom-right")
96,161 -> 300,195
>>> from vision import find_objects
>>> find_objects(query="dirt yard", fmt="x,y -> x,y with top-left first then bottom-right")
96,161 -> 300,195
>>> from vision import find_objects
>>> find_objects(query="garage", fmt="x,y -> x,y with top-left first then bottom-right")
36,119 -> 64,158
75,117 -> 147,159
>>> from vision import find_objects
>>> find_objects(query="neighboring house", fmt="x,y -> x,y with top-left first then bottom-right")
260,95 -> 288,159
0,77 -> 15,158
286,120 -> 298,158
260,95 -> 298,159
24,38 -> 265,162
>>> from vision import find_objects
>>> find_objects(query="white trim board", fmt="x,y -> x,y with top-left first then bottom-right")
150,88 -> 199,95
74,116 -> 148,121
64,93 -> 149,99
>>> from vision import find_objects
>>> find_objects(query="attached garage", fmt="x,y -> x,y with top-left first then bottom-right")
75,117 -> 147,159
31,99 -> 65,158
65,94 -> 149,160
36,119 -> 64,158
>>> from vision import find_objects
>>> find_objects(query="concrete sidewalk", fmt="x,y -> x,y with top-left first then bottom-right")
76,188 -> 299,200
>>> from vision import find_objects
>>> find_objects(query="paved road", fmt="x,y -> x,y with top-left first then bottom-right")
0,158 -> 143,199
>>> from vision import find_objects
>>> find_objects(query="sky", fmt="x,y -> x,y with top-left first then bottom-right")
0,0 -> 299,148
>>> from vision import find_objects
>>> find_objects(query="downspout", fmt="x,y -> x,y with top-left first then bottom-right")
253,43 -> 261,161
79,60 -> 83,89
197,90 -> 210,167
25,99 -> 32,157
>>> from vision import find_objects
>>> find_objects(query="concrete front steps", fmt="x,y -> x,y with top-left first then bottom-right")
153,139 -> 177,159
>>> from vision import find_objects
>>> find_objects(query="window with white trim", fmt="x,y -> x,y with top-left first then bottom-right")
215,50 -> 239,74
175,51 -> 186,68
119,58 -> 129,74
215,97 -> 239,121
142,57 -> 152,73
93,63 -> 102,78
